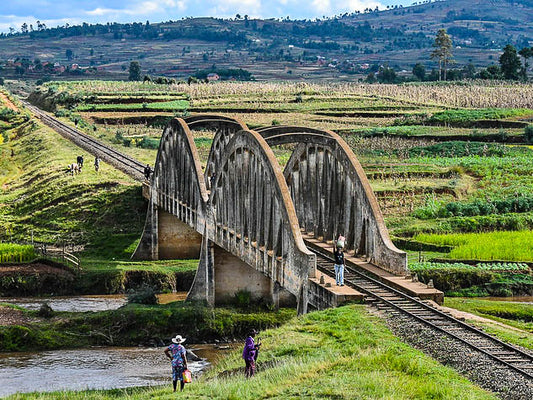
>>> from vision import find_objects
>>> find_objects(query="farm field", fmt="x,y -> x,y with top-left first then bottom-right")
8,79 -> 533,295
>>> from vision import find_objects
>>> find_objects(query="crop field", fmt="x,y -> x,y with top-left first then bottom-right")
21,80 -> 533,267
0,243 -> 36,263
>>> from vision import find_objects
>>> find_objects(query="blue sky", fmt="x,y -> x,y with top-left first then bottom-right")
0,0 -> 412,33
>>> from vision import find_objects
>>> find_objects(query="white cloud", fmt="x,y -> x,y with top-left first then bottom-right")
312,0 -> 331,14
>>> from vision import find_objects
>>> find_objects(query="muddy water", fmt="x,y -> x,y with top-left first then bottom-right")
0,344 -> 235,397
0,292 -> 189,312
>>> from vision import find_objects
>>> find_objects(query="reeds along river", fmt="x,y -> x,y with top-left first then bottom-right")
0,344 -> 233,397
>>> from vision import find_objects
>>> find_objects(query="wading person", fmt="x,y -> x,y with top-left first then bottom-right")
243,329 -> 261,378
334,235 -> 345,286
164,334 -> 188,392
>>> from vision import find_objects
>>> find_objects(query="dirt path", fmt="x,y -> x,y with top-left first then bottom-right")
0,92 -> 19,112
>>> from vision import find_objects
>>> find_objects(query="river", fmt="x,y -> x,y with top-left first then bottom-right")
0,344 -> 234,397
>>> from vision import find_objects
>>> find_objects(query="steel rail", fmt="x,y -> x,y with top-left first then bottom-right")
23,101 -> 147,181
312,249 -> 533,380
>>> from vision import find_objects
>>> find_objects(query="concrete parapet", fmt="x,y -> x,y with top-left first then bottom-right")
308,274 -> 364,310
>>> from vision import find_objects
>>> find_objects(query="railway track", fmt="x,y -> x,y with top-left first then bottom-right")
23,101 -> 147,181
311,247 -> 533,382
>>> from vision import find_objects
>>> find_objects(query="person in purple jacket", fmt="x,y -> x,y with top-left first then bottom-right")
242,329 -> 261,378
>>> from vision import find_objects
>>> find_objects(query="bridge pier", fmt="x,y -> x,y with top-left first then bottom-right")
132,207 -> 202,260
188,242 -> 295,308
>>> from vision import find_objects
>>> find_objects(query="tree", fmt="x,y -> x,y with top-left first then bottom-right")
431,29 -> 453,81
412,63 -> 426,81
499,44 -> 521,80
66,49 -> 74,61
377,65 -> 397,83
518,47 -> 532,80
128,61 -> 142,81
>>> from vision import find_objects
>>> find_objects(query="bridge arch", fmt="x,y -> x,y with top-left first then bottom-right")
132,118 -> 207,260
257,126 -> 406,274
188,129 -> 315,313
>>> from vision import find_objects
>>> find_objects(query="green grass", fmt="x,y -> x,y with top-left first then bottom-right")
0,302 -> 296,352
445,298 -> 533,341
0,243 -> 36,263
414,231 -> 533,261
5,305 -> 496,400
76,100 -> 189,112
0,116 -> 146,254
428,108 -> 533,124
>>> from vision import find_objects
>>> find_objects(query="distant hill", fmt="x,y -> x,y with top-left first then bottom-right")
0,0 -> 532,81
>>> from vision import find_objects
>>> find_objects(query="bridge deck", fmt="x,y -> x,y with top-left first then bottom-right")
303,234 -> 444,304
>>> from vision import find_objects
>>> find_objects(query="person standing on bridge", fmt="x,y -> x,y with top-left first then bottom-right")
165,334 -> 189,392
334,235 -> 345,286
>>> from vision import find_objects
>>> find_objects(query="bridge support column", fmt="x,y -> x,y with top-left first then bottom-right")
157,210 -> 202,259
131,197 -> 159,260
132,207 -> 202,260
187,236 -> 215,306
188,243 -> 296,307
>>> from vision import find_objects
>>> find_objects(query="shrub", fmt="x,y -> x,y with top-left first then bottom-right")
525,126 -> 533,143
233,289 -> 252,308
37,303 -> 54,318
127,284 -> 158,305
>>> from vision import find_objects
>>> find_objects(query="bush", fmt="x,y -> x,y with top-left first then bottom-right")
525,126 -> 533,143
233,289 -> 252,308
127,284 -> 159,305
37,303 -> 54,318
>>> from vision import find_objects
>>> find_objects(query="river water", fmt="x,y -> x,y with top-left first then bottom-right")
0,344 -> 233,397
0,293 -> 234,397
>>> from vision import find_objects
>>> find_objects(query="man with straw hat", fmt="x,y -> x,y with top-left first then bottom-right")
164,334 -> 189,392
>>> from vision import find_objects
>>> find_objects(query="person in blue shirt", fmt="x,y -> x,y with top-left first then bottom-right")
164,334 -> 188,392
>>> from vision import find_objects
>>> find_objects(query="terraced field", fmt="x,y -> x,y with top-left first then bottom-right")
25,81 -> 533,268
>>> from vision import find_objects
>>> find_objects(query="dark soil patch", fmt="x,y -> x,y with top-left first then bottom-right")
0,262 -> 75,278
0,306 -> 34,326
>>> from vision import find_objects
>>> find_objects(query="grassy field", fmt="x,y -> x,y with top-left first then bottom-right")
4,305 -> 497,400
444,298 -> 533,348
414,231 -> 533,262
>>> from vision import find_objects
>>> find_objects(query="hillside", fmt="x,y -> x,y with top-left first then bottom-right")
0,0 -> 532,81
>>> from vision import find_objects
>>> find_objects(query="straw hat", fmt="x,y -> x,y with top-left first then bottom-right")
172,334 -> 186,344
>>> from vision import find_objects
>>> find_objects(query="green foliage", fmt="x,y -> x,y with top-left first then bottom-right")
233,289 -> 251,308
428,108 -> 530,124
128,61 -> 142,81
525,125 -> 533,143
76,99 -> 189,112
445,298 -> 533,335
194,68 -> 253,81
127,284 -> 158,305
410,261 -> 530,273
414,230 -> 533,261
0,243 -> 36,263
407,141 -> 507,158
499,44 -> 522,80
414,196 -> 533,220
37,303 -> 54,318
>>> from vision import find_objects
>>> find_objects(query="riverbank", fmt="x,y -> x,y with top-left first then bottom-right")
0,258 -> 197,296
4,305 -> 497,400
0,301 -> 296,351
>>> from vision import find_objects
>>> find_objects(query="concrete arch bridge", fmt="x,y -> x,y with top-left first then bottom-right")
133,115 -> 407,313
